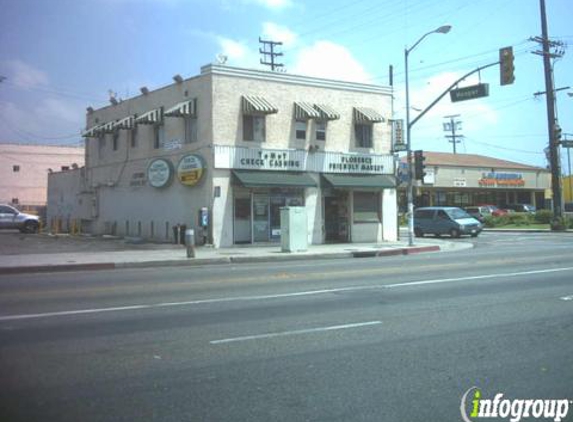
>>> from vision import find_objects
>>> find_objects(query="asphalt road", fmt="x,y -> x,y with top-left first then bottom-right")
1,232 -> 572,422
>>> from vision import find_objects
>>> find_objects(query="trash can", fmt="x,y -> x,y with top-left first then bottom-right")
280,206 -> 308,252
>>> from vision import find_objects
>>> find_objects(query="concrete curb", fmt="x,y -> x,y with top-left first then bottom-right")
484,228 -> 573,233
0,245 -> 443,275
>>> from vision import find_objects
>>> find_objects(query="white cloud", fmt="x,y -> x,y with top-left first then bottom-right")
290,41 -> 372,83
3,60 -> 49,89
217,37 -> 248,61
262,22 -> 297,47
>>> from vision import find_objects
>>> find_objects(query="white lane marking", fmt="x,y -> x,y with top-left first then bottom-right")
560,295 -> 573,301
384,267 -> 573,289
2,266 -> 573,322
210,321 -> 382,345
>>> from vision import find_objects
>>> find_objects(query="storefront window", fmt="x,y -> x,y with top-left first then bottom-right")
353,191 -> 380,222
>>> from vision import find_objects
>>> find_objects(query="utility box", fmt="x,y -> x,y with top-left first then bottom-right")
280,206 -> 308,252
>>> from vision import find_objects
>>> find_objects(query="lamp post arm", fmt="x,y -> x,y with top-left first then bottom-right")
409,61 -> 499,129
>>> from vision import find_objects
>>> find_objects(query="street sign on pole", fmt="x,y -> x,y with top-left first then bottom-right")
561,140 -> 573,148
450,83 -> 490,102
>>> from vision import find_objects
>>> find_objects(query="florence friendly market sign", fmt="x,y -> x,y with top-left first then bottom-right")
213,145 -> 394,175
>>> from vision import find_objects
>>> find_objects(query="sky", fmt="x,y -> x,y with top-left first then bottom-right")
0,0 -> 572,170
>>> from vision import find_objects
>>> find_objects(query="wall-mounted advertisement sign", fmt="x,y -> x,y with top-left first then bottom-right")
177,154 -> 205,186
479,172 -> 525,187
147,158 -> 173,188
214,145 -> 393,175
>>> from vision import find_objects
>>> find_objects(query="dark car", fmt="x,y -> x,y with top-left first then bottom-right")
414,206 -> 483,238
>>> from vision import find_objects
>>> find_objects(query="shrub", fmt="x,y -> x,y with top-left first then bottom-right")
507,213 -> 532,226
534,209 -> 553,224
483,215 -> 497,228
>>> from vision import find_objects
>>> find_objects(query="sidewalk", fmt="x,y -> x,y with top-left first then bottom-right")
0,237 -> 472,275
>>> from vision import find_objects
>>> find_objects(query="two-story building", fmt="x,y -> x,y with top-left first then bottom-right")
50,64 -> 398,247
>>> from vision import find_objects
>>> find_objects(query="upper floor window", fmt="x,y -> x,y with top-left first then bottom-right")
355,123 -> 373,148
242,95 -> 278,143
243,115 -> 266,142
112,131 -> 119,151
316,121 -> 327,141
12,165 -> 20,172
185,116 -> 198,143
295,120 -> 307,140
154,124 -> 165,149
130,125 -> 138,148
353,107 -> 384,149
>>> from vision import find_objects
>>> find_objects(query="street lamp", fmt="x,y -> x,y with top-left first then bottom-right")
405,25 -> 451,246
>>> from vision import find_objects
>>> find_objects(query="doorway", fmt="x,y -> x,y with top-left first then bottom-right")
324,194 -> 349,243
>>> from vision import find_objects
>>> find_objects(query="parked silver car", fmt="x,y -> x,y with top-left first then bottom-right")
0,204 -> 40,233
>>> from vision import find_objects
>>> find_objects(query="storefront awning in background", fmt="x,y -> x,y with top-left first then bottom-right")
294,102 -> 320,120
82,125 -> 103,138
353,107 -> 385,123
114,115 -> 135,130
242,95 -> 279,115
233,170 -> 317,188
314,104 -> 340,121
135,108 -> 163,125
322,173 -> 396,189
164,99 -> 196,118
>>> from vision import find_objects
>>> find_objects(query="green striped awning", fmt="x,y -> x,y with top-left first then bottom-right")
101,120 -> 117,133
294,102 -> 320,120
314,104 -> 340,120
354,107 -> 385,123
114,115 -> 135,130
135,108 -> 163,125
242,95 -> 278,115
233,170 -> 317,188
164,99 -> 196,118
322,173 -> 395,189
82,125 -> 103,138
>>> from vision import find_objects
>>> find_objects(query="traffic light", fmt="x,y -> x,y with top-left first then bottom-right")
414,150 -> 426,181
499,46 -> 515,86
554,123 -> 562,143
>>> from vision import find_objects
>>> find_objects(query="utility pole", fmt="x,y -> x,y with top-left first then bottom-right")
531,0 -> 564,226
259,38 -> 284,71
443,114 -> 463,154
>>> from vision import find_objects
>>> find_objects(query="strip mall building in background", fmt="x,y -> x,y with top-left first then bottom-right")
399,152 -> 551,210
48,64 -> 398,247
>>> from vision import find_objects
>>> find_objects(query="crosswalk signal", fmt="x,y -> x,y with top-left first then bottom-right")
414,150 -> 426,181
499,46 -> 515,86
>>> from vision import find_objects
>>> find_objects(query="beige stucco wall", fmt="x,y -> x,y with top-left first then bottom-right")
430,166 -> 550,190
72,64 -> 396,246
0,144 -> 84,207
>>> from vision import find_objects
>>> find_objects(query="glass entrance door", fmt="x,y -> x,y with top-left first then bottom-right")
253,194 -> 270,242
233,195 -> 251,244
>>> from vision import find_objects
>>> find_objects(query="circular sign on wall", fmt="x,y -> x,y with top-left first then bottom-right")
147,158 -> 173,188
177,154 -> 205,186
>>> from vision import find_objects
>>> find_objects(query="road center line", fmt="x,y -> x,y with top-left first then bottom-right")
210,321 -> 382,345
1,266 -> 572,322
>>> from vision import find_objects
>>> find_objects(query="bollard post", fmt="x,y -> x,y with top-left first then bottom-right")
185,229 -> 195,258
